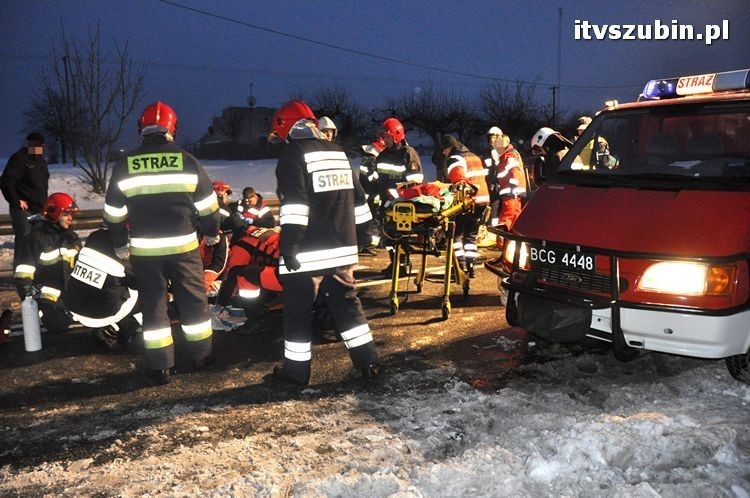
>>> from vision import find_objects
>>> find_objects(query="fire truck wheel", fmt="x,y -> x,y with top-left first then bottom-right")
725,349 -> 750,384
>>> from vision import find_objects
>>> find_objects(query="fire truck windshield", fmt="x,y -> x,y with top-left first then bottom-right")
557,102 -> 750,189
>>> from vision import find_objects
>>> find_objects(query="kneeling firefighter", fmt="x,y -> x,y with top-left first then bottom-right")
65,227 -> 142,351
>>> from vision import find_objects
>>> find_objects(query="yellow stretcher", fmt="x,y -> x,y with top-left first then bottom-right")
380,182 -> 477,320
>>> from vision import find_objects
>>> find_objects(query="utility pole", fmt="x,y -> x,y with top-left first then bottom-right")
551,86 -> 557,127
555,6 -> 563,127
62,55 -> 70,163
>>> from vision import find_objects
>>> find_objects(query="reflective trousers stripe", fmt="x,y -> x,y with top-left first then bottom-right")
284,340 -> 312,362
143,327 -> 174,350
340,323 -> 373,349
182,319 -> 213,342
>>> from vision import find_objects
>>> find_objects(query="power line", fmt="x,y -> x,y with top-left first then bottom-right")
156,0 -> 642,91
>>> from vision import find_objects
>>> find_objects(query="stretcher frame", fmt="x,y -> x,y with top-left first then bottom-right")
380,182 -> 477,319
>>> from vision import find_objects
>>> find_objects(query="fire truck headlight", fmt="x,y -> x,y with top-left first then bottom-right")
503,240 -> 529,269
637,262 -> 735,296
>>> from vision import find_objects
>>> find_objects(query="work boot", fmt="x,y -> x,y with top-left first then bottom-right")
272,364 -> 310,386
359,245 -> 378,257
360,363 -> 384,380
466,260 -> 476,279
192,354 -> 214,370
147,366 -> 176,386
92,326 -> 121,353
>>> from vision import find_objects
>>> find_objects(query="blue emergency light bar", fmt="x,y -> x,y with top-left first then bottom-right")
641,69 -> 750,100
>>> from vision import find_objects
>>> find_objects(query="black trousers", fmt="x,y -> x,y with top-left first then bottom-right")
279,265 -> 377,380
131,250 -> 212,370
10,207 -> 32,269
38,297 -> 73,333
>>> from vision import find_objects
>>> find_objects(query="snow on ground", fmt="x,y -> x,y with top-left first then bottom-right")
3,358 -> 749,496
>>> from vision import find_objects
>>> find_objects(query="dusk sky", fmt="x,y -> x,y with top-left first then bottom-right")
1,0 -> 748,157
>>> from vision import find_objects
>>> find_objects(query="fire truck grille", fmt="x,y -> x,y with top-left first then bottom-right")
538,267 -> 613,294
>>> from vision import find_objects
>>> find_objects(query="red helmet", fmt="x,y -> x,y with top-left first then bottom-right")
381,117 -> 405,143
139,101 -> 178,137
212,181 -> 232,196
270,99 -> 316,141
42,192 -> 79,222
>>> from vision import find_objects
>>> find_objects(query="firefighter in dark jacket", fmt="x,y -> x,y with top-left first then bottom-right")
200,181 -> 231,294
1,132 -> 50,274
374,117 -> 423,201
14,192 -> 80,332
374,118 -> 423,273
212,181 -> 244,242
270,99 -> 380,386
65,227 -> 142,351
104,101 -> 221,385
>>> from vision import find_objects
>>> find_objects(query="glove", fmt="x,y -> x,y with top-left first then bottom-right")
114,244 -> 130,260
204,235 -> 221,246
282,253 -> 301,272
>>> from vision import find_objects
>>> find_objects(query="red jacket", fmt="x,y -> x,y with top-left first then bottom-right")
446,147 -> 489,205
226,226 -> 282,299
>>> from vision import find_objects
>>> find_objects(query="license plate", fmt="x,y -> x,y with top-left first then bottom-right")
529,246 -> 595,273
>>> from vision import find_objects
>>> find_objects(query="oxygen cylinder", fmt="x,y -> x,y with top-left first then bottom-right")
22,295 -> 42,352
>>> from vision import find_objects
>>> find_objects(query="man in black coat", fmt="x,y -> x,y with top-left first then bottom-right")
1,132 -> 50,271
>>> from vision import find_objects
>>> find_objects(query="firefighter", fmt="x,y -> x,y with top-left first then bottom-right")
374,117 -> 423,273
318,116 -> 338,142
13,192 -> 81,332
200,181 -> 232,295
441,135 -> 490,278
374,117 -> 423,201
530,127 -> 578,182
358,138 -> 386,256
270,99 -> 380,386
104,101 -> 221,385
65,227 -> 142,352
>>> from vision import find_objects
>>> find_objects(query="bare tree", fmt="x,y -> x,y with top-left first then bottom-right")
479,80 -> 551,144
28,24 -> 145,193
384,83 -> 479,148
24,86 -> 69,163
310,87 -> 371,152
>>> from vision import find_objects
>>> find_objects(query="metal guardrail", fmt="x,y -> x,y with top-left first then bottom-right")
0,199 -> 281,276
0,209 -> 105,236
0,199 -> 281,236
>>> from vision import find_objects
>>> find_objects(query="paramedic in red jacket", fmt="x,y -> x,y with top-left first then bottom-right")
442,135 -> 489,278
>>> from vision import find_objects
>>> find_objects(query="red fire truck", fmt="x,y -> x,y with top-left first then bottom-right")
490,69 -> 750,382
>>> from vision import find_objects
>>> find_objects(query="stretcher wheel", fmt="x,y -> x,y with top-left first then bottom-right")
389,299 -> 399,316
415,281 -> 423,293
441,299 -> 451,320
462,279 -> 469,298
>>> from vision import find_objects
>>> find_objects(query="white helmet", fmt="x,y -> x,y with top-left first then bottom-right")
486,126 -> 503,136
577,115 -> 592,125
531,127 -> 557,149
318,116 -> 337,133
